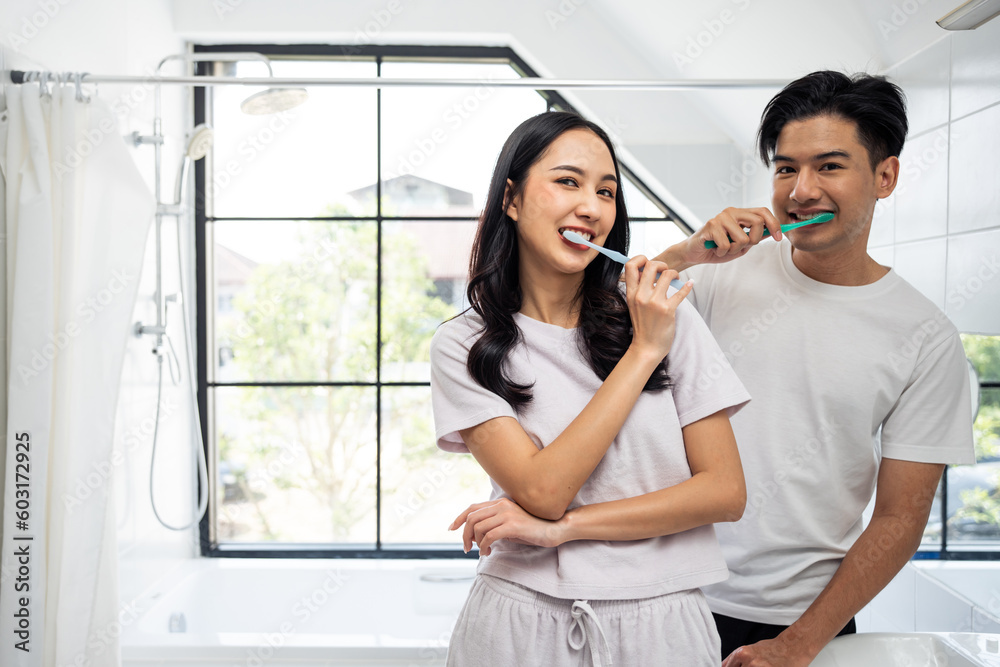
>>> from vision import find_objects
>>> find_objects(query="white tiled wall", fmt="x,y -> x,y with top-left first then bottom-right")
868,18 -> 1000,638
863,562 -> 1000,634
878,19 -> 1000,336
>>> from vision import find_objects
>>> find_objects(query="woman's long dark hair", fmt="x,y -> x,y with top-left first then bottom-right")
465,111 -> 670,409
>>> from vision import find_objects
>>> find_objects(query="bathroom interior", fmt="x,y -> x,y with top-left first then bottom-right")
0,0 -> 999,664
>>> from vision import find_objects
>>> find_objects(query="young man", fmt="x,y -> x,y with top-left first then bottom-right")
656,71 -> 975,666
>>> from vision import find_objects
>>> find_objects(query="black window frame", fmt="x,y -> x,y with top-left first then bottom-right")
193,43 -> 692,559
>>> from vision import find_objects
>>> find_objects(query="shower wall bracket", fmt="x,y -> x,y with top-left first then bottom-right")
129,131 -> 163,147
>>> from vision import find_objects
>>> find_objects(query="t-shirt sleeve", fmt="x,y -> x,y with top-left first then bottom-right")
430,317 -> 519,453
679,262 -> 717,318
667,295 -> 751,428
880,331 -> 976,465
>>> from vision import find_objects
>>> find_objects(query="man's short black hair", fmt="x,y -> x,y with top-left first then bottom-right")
757,71 -> 908,170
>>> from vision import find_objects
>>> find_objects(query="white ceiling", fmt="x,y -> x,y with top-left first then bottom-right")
584,0 -> 960,150
170,0 -> 963,152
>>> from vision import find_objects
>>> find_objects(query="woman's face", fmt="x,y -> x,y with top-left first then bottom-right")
506,128 -> 618,281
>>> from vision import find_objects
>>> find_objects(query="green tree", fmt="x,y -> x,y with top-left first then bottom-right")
218,208 -> 455,541
950,335 -> 1000,537
962,334 -> 1000,462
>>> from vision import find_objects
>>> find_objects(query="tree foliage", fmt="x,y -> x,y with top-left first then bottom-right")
218,208 -> 455,541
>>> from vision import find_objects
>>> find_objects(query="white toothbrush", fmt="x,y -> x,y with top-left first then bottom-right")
561,230 -> 686,290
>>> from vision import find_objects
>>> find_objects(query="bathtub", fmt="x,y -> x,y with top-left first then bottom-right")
122,558 -> 477,666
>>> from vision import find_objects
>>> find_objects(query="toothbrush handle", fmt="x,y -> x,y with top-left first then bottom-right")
704,228 -> 772,249
593,244 -> 686,290
638,267 -> 686,291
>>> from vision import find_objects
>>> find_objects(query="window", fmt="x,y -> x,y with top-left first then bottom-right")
195,45 -> 691,556
920,334 -> 1000,559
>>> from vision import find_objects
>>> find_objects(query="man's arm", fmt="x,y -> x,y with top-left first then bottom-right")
722,457 -> 944,667
653,207 -> 784,272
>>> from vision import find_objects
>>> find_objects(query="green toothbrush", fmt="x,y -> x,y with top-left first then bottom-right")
703,212 -> 834,249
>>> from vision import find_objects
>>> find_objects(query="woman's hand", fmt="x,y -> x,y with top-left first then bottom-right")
622,256 -> 693,364
679,206 -> 783,267
449,498 -> 564,556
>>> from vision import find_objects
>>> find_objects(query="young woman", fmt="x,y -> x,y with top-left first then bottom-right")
430,111 -> 750,666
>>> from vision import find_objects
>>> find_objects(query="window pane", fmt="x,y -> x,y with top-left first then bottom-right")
622,177 -> 668,219
628,219 -> 690,260
380,220 -> 477,382
922,476 -> 944,547
216,386 -> 377,544
379,61 -> 547,217
214,220 -> 377,383
963,334 -> 1000,383
944,387 -> 1000,547
211,60 -> 378,218
380,387 -> 492,544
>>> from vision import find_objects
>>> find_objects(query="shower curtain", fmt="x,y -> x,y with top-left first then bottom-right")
0,82 -> 154,666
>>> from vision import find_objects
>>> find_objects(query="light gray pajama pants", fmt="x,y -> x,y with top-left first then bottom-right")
446,574 -> 720,666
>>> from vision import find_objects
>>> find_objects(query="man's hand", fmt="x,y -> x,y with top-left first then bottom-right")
656,207 -> 784,272
721,631 -> 816,667
690,207 -> 783,264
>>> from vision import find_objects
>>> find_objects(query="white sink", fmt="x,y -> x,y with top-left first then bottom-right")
812,633 -> 1000,666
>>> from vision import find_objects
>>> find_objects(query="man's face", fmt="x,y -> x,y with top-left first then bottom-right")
770,114 -> 897,256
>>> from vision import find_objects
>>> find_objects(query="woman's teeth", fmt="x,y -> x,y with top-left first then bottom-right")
561,228 -> 592,241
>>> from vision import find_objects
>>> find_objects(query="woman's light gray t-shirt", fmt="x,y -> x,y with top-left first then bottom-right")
430,297 -> 750,600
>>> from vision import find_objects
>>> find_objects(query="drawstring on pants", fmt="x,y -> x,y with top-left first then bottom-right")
567,599 -> 613,666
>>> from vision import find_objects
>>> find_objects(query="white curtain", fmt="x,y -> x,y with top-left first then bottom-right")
0,82 -> 154,666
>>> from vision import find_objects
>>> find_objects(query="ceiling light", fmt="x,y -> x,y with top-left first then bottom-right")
937,0 -> 1000,30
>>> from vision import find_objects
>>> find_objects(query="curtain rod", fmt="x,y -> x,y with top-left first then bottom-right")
7,70 -> 787,91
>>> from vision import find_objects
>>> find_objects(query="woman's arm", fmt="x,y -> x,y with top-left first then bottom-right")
455,409 -> 745,554
460,258 -> 693,521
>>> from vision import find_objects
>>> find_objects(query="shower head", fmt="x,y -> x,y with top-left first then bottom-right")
171,123 -> 214,207
240,87 -> 308,115
185,123 -> 214,160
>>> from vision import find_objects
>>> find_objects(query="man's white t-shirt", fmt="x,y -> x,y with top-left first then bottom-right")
431,298 -> 751,600
682,241 -> 975,625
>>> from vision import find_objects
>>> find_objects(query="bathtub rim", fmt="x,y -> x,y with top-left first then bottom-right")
121,556 -> 477,659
